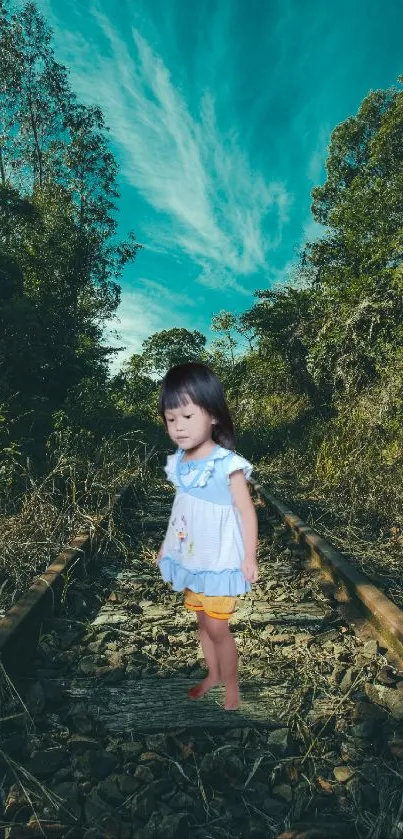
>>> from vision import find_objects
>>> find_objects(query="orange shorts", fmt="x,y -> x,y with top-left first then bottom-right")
184,587 -> 237,620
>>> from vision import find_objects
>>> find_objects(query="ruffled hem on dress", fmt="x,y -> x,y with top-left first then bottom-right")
159,554 -> 251,595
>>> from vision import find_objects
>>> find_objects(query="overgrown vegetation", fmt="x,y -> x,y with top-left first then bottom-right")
1,0 -> 403,606
0,430 -> 163,612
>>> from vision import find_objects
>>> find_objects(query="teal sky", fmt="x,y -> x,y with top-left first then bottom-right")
36,0 -> 403,371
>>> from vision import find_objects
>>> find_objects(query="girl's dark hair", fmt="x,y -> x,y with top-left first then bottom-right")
158,362 -> 235,450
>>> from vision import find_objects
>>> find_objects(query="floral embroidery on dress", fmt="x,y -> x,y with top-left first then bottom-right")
176,515 -> 188,553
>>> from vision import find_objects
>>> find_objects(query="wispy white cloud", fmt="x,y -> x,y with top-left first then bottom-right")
307,124 -> 330,184
105,291 -> 163,372
105,278 -> 209,371
196,265 -> 251,296
41,1 -> 292,289
136,277 -> 201,308
302,216 -> 324,244
265,260 -> 298,288
105,289 -> 180,372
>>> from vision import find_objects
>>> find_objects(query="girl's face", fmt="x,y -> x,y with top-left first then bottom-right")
164,397 -> 216,451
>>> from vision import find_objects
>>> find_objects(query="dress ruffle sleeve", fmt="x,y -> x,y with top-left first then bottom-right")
224,453 -> 253,484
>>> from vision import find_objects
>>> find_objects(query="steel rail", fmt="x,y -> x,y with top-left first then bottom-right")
0,484 -> 132,675
251,478 -> 403,663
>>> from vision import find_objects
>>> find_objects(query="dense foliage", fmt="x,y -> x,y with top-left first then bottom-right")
0,0 -> 140,463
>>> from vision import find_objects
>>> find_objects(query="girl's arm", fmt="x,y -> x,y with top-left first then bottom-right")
156,542 -> 165,563
229,471 -> 259,582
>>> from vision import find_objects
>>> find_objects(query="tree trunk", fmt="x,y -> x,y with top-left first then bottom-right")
0,145 -> 6,186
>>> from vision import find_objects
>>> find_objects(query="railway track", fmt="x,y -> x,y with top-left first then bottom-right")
1,473 -> 403,839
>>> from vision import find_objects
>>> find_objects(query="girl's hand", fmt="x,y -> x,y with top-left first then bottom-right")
241,558 -> 259,583
155,544 -> 164,564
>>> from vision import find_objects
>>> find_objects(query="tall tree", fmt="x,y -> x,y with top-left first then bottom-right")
303,80 -> 403,395
140,328 -> 207,378
0,1 -> 141,444
241,286 -> 322,405
0,2 -> 72,190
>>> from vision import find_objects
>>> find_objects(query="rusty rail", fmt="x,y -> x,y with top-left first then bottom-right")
0,485 -> 132,674
251,479 -> 403,663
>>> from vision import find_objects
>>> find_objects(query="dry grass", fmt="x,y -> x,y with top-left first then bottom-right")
257,448 -> 403,609
0,429 -> 163,614
0,659 -> 64,830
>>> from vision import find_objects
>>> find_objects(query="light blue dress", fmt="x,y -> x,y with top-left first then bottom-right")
159,444 -> 253,596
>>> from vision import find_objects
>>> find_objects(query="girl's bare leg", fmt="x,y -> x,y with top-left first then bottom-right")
188,611 -> 221,699
208,618 -> 239,710
189,613 -> 240,710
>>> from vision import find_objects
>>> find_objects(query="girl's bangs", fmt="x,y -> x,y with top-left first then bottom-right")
161,384 -> 199,413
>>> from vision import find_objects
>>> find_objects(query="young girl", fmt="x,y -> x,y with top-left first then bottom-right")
155,361 -> 258,711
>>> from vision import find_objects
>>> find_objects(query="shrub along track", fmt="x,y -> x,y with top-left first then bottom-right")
1,477 -> 403,839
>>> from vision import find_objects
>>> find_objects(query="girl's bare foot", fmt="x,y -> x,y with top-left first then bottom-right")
224,686 -> 240,710
188,675 -> 220,699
